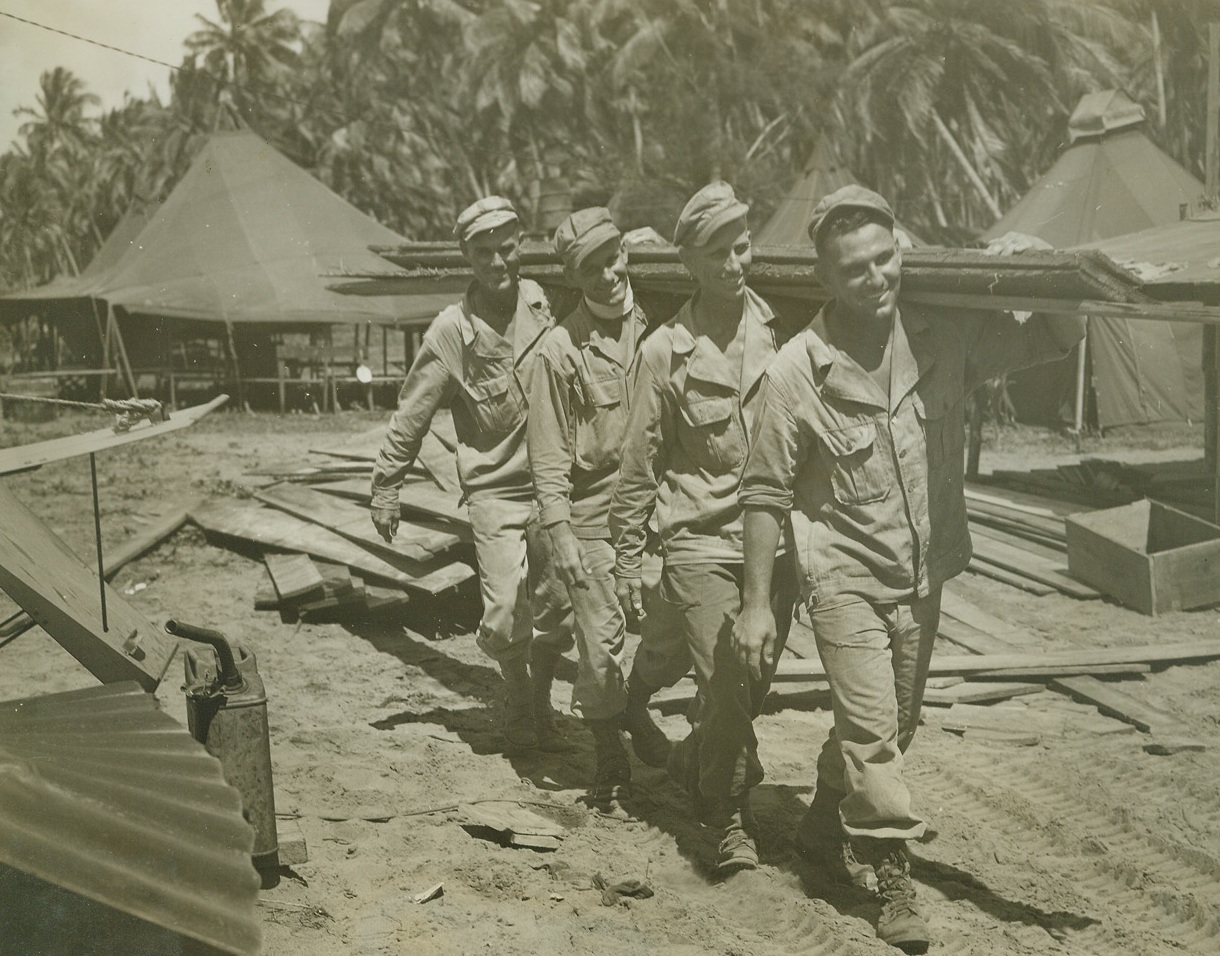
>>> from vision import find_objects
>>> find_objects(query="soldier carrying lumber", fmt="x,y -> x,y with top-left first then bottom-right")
734,184 -> 1086,952
610,182 -> 798,873
528,206 -> 690,815
370,196 -> 574,753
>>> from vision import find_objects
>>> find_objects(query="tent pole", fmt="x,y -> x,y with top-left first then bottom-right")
1207,24 -> 1219,198
1072,331 -> 1087,452
93,299 -> 111,401
107,307 -> 140,399
1212,324 -> 1220,523
225,322 -> 245,410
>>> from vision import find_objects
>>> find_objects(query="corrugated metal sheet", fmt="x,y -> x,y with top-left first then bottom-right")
0,682 -> 261,955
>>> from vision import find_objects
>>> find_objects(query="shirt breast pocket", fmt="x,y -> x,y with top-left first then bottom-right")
679,394 -> 744,471
820,422 -> 890,505
574,374 -> 625,470
461,372 -> 521,435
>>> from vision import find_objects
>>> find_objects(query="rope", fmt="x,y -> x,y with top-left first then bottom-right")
0,393 -> 164,431
0,392 -> 105,411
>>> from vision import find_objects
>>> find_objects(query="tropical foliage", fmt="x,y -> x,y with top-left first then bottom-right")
1,0 -> 1218,290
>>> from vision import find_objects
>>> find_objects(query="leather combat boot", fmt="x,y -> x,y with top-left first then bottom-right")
859,838 -> 929,954
620,676 -> 672,767
587,717 -> 631,814
709,800 -> 759,876
530,648 -> 569,752
498,657 -> 538,752
793,787 -> 876,892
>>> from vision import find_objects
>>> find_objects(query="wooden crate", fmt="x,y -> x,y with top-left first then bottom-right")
1066,499 -> 1220,615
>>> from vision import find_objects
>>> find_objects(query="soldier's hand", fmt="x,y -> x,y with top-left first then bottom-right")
615,576 -> 646,625
371,505 -> 400,543
732,601 -> 778,683
548,523 -> 589,590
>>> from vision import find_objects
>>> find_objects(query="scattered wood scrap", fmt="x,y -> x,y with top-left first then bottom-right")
931,699 -> 1137,738
461,802 -> 564,852
257,556 -> 409,622
264,553 -> 324,602
315,476 -> 470,529
209,425 -> 476,630
923,681 -> 1043,706
1049,675 -> 1206,752
256,482 -> 465,562
190,497 -> 474,596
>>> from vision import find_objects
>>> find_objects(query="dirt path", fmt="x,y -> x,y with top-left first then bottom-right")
2,409 -> 1217,955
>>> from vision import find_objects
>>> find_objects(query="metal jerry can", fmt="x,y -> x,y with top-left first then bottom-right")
167,619 -> 279,876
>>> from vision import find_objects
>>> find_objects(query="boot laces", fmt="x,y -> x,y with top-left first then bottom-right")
876,853 -> 918,910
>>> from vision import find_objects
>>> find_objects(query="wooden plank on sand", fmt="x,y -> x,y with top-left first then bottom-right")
313,476 -> 470,529
256,483 -> 463,561
263,553 -> 324,602
966,559 -> 1055,595
940,587 -> 1036,643
191,498 -> 473,595
772,640 -> 1220,682
923,681 -> 1043,706
937,617 -> 1018,655
971,534 -> 1100,599
1049,675 -> 1188,735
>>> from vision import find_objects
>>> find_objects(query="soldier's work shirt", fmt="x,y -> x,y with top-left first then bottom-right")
739,303 -> 1080,605
529,300 -> 648,539
610,288 -> 784,579
372,279 -> 554,508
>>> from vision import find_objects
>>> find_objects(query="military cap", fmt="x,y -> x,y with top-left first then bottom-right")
672,181 -> 749,248
553,207 -> 622,270
454,195 -> 519,242
807,184 -> 895,245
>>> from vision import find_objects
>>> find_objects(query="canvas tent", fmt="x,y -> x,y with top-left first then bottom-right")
982,90 -> 1205,430
0,131 -> 452,393
756,140 -> 923,247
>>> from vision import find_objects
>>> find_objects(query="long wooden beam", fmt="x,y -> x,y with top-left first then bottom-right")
904,292 -> 1220,325
0,484 -> 178,690
771,640 -> 1220,682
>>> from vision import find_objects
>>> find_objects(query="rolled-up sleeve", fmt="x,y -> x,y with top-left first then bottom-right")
740,370 -> 802,513
529,349 -> 575,528
609,345 -> 671,579
371,338 -> 456,510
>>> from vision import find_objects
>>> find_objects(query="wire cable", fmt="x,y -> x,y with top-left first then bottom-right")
0,8 -> 413,138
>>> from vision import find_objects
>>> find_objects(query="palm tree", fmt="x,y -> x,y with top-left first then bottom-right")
1104,0 -> 1220,182
15,67 -> 99,171
185,0 -> 302,125
833,0 -> 1139,239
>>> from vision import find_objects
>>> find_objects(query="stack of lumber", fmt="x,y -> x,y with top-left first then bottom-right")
963,481 -> 1101,598
984,457 -> 1212,518
190,420 -> 475,625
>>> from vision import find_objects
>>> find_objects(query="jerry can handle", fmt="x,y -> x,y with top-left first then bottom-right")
165,619 -> 246,693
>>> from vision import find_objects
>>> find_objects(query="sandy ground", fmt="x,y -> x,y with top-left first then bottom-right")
2,407 -> 1219,956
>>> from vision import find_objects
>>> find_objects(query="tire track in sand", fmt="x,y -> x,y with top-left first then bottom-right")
913,743 -> 1220,954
